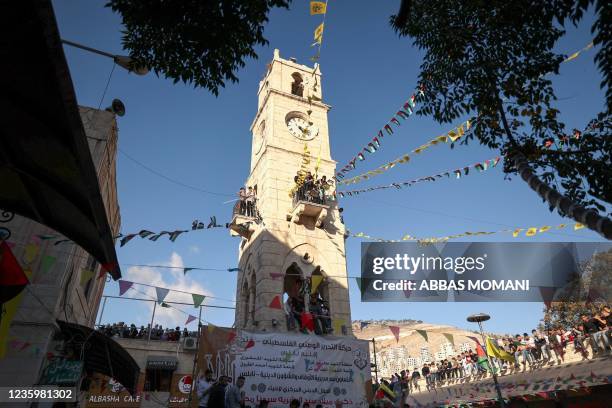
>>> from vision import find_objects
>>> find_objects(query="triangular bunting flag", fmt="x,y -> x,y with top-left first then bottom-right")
360,321 -> 370,331
207,323 -> 216,333
118,280 -> 133,296
80,269 -> 95,286
269,295 -> 282,310
185,315 -> 197,325
138,230 -> 154,238
155,287 -> 170,304
311,275 -> 324,294
192,294 -> 205,308
389,325 -> 400,342
183,268 -> 196,275
227,268 -> 241,272
416,329 -> 428,342
120,234 -> 137,247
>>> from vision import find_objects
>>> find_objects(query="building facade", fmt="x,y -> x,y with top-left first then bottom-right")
231,50 -> 351,335
0,107 -> 120,389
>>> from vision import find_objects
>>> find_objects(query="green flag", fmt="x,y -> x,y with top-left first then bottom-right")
192,294 -> 205,308
416,329 -> 428,342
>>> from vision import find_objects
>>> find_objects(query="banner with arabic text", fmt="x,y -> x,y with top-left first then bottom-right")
235,331 -> 371,407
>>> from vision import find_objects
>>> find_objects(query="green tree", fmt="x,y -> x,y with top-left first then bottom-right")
106,0 -> 291,95
391,0 -> 611,239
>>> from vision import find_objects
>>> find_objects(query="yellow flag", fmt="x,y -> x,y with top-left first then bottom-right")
207,323 -> 216,333
539,226 -> 552,233
80,269 -> 95,286
512,228 -> 523,238
526,227 -> 538,236
314,23 -> 325,43
486,337 -> 515,363
310,1 -> 327,15
311,275 -> 324,294
564,52 -> 580,62
557,223 -> 566,229
448,130 -> 460,142
332,318 -> 345,334
574,223 -> 585,230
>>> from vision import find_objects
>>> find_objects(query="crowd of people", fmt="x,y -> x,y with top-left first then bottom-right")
96,322 -> 195,341
378,305 -> 611,401
293,172 -> 334,205
236,186 -> 258,217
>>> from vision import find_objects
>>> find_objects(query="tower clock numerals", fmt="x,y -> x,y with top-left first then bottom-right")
286,115 -> 319,141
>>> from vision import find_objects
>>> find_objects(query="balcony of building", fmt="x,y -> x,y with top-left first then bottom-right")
288,188 -> 331,227
228,201 -> 258,238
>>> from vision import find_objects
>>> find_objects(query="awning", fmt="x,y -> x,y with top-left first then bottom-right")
0,0 -> 121,278
56,320 -> 140,394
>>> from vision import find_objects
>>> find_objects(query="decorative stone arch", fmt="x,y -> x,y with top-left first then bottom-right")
291,72 -> 304,97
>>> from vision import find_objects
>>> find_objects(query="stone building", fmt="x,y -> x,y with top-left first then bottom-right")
230,50 -> 351,335
0,106 -> 121,388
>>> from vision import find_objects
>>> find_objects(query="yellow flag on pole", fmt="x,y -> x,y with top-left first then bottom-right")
486,337 -> 515,363
311,275 -> 324,294
310,1 -> 327,15
314,23 -> 325,43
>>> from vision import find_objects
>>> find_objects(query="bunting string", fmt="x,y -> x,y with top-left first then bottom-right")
338,118 -> 474,186
309,1 -> 329,62
338,156 -> 500,198
335,89 -> 424,179
349,221 -> 587,244
117,279 -> 235,303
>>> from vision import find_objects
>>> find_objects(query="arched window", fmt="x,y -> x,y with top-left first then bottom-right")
291,73 -> 304,97
283,263 -> 304,331
310,268 -> 332,335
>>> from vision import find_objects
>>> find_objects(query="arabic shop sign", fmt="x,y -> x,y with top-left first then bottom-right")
42,358 -> 83,385
146,355 -> 178,370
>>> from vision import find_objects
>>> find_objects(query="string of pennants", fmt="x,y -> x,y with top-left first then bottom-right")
309,1 -> 328,63
335,41 -> 593,183
338,118 -> 474,186
338,156 -> 500,197
336,90 -> 424,179
117,279 -> 236,305
349,221 -> 587,244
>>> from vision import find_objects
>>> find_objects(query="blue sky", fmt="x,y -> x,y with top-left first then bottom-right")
52,1 -> 608,334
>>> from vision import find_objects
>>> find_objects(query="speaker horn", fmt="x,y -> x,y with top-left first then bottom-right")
106,99 -> 125,117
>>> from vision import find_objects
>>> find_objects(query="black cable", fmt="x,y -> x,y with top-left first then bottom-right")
118,148 -> 234,198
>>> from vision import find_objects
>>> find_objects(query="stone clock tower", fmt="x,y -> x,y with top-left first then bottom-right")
230,49 -> 352,335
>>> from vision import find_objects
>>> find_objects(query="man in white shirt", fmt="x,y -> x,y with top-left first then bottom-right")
196,369 -> 214,408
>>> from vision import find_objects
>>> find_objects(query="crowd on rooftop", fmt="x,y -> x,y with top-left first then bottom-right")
96,322 -> 196,341
374,305 -> 611,406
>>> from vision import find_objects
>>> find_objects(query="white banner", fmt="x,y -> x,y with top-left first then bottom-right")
233,331 -> 371,407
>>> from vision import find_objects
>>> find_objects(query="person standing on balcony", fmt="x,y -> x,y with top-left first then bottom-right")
238,187 -> 247,216
246,187 -> 255,217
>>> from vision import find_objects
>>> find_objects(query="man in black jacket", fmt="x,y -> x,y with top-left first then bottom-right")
207,376 -> 229,408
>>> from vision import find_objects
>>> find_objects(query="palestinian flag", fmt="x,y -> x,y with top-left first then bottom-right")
0,241 -> 29,303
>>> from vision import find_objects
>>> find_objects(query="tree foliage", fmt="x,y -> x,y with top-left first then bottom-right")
391,0 -> 611,213
540,249 -> 611,330
106,0 -> 291,95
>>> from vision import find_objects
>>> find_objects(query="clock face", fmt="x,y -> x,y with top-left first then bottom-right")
286,115 -> 319,140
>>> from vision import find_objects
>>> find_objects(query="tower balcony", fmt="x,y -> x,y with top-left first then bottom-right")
288,193 -> 329,227
229,202 -> 257,238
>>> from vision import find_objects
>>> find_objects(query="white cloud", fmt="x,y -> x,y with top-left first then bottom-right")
124,252 -> 214,329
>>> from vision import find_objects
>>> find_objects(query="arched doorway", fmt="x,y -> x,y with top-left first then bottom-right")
283,263 -> 305,331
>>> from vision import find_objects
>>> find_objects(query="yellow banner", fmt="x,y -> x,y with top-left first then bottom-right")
486,337 -> 516,363
310,1 -> 327,15
314,22 -> 325,43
